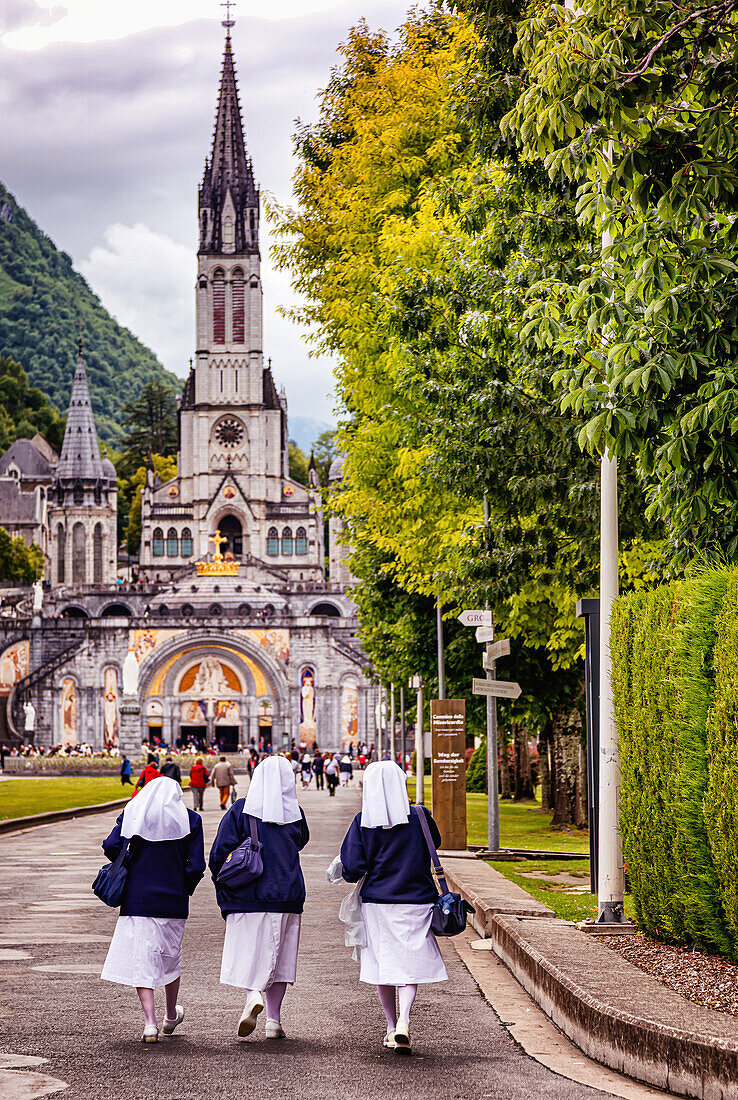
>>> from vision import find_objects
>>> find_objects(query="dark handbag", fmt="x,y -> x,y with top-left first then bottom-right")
413,806 -> 473,936
216,813 -> 263,889
92,837 -> 131,907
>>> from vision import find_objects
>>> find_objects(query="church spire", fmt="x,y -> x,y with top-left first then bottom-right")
199,24 -> 258,254
56,346 -> 104,481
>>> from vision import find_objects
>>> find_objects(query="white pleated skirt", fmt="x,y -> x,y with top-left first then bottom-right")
101,916 -> 185,988
220,911 -> 301,990
359,902 -> 448,985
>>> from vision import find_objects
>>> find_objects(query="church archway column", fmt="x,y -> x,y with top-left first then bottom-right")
120,701 -> 142,755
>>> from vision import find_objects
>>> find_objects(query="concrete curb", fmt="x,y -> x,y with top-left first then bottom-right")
445,856 -> 738,1099
0,798 -> 129,836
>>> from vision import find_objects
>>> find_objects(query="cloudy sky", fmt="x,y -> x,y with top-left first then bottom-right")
0,0 -> 418,425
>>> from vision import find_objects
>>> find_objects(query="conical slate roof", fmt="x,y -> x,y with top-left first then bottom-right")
56,352 -> 104,480
208,34 -> 253,202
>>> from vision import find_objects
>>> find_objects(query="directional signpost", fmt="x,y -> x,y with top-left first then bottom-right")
459,610 -> 521,854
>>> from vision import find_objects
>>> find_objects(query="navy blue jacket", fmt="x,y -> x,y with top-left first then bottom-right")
340,805 -> 441,904
102,809 -> 205,919
209,799 -> 309,916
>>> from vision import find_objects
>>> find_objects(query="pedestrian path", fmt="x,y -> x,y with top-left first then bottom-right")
0,784 -> 618,1100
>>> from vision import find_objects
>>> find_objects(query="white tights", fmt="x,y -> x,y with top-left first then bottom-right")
377,983 -> 418,1030
136,978 -> 179,1028
246,982 -> 288,1022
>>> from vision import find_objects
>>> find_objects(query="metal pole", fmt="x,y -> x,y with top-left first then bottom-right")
378,684 -> 384,760
436,597 -> 445,700
400,686 -> 406,772
486,650 -> 500,853
597,452 -> 625,922
416,680 -> 425,805
390,683 -> 396,763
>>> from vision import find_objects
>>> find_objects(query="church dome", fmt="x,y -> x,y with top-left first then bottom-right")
328,453 -> 346,483
101,456 -> 117,480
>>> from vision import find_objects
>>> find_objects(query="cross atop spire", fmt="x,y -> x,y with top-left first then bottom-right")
221,0 -> 235,29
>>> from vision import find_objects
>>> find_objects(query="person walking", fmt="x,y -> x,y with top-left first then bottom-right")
300,752 -> 312,789
312,750 -> 324,790
99,777 -> 205,1042
210,755 -> 237,811
161,754 -> 182,784
135,753 -> 161,791
188,757 -> 210,811
324,752 -> 339,796
120,755 -> 133,786
339,754 -> 353,787
209,755 -> 309,1040
337,760 -> 447,1054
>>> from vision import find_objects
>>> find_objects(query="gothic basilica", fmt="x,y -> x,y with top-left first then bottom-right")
0,27 -> 375,754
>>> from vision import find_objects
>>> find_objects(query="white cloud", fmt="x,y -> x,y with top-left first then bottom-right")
79,223 -> 194,375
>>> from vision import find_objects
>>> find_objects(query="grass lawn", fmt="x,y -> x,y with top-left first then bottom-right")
405,778 -> 590,854
0,777 -> 127,820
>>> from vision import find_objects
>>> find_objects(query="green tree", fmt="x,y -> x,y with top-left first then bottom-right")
0,526 -> 43,582
311,429 -> 336,487
123,456 -> 178,554
288,440 -> 309,485
120,381 -> 179,472
0,355 -> 64,453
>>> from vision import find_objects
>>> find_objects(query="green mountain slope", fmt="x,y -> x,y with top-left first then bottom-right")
0,183 -> 181,445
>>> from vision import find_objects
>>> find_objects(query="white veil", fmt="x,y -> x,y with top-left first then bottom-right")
244,755 -> 301,824
121,776 -> 191,841
360,760 -> 410,829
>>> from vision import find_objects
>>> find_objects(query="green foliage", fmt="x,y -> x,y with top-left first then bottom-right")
0,182 -> 180,446
0,355 -> 64,453
704,571 -> 738,949
0,525 -> 43,582
612,571 -> 732,954
311,429 -> 336,487
122,455 -> 178,554
119,381 -> 179,472
466,737 -> 487,793
288,440 -> 309,485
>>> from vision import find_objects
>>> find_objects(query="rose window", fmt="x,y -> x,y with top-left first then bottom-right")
215,417 -> 244,448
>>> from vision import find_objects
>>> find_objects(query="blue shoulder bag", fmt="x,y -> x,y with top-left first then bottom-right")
92,837 -> 131,908
216,813 -> 263,889
413,806 -> 473,936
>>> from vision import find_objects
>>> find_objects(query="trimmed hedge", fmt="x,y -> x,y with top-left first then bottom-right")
612,569 -> 733,955
466,738 -> 487,792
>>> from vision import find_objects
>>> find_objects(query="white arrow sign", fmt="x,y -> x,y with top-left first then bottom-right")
472,678 -> 522,699
483,639 -> 511,667
475,626 -> 495,644
459,609 -> 493,627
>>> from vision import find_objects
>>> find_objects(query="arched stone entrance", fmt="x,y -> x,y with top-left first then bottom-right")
128,629 -> 290,752
218,514 -> 243,559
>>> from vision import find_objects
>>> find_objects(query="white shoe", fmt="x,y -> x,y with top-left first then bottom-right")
161,1005 -> 184,1035
141,1024 -> 159,1043
383,1030 -> 396,1049
238,992 -> 265,1037
265,1018 -> 285,1039
393,1019 -> 411,1054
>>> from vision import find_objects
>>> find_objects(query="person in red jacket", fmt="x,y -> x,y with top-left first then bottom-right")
134,754 -> 161,794
188,757 -> 210,811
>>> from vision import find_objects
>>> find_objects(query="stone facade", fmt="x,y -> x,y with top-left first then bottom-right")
0,28 -> 375,755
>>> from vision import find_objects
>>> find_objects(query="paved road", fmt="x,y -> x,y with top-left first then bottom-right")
0,784 -> 616,1099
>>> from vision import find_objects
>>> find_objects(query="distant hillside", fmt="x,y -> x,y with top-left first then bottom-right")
0,183 -> 180,445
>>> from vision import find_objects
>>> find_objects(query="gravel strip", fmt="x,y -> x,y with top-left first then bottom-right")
601,933 -> 738,1017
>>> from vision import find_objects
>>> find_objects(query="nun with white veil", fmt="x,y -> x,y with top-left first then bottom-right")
209,754 -> 309,1040
337,760 -> 447,1054
100,776 -> 206,1042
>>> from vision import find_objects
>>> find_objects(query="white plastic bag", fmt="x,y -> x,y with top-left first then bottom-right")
326,854 -> 344,884
338,875 -> 367,961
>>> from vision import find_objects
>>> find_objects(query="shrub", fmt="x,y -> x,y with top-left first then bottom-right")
612,570 -> 732,955
466,738 -> 486,793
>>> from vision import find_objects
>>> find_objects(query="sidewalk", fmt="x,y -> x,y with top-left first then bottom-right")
443,854 -> 738,1100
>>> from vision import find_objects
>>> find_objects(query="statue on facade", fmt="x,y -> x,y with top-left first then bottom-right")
122,648 -> 139,696
192,656 -> 228,697
23,700 -> 36,733
32,580 -> 43,614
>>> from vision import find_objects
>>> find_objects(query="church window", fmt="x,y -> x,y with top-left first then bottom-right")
215,417 -> 244,448
213,270 -> 225,344
57,524 -> 65,584
153,528 -> 164,557
295,527 -> 308,555
93,523 -> 103,583
281,527 -> 293,556
181,528 -> 193,557
266,527 -> 279,556
166,528 -> 179,557
223,216 -> 234,247
72,523 -> 86,584
232,271 -> 245,343
249,210 -> 256,242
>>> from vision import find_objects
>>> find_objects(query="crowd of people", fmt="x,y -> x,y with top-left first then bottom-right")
98,757 -> 447,1053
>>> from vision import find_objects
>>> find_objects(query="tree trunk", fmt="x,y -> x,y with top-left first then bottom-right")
515,723 -> 534,801
551,704 -> 584,827
539,725 -> 552,810
499,726 -> 511,799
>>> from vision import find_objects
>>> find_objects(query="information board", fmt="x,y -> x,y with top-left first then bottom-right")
430,698 -> 467,850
